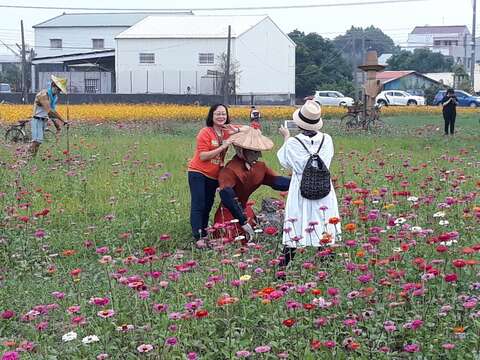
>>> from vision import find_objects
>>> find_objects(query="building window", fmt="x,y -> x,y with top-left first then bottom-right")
85,79 -> 100,93
92,39 -> 104,49
199,53 -> 214,64
50,39 -> 62,49
434,40 -> 441,46
139,53 -> 155,64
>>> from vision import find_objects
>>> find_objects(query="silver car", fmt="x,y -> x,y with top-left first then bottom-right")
313,90 -> 354,107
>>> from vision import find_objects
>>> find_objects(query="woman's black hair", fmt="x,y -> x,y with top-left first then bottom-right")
298,126 -> 318,138
206,104 -> 230,127
446,88 -> 455,94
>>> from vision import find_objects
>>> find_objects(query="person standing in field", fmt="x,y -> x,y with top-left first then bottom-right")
441,88 -> 458,136
276,100 -> 341,267
187,104 -> 241,241
29,75 -> 69,156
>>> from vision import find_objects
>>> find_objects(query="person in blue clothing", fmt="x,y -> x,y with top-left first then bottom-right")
441,88 -> 458,136
29,75 -> 69,156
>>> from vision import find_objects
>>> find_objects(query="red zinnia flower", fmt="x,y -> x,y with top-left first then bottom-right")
452,259 -> 466,268
195,310 -> 209,318
444,273 -> 458,282
264,226 -> 279,236
282,318 -> 296,327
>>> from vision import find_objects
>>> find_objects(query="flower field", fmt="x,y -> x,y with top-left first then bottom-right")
0,116 -> 479,359
0,103 -> 479,124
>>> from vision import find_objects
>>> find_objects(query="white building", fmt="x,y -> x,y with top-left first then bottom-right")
115,15 -> 295,101
31,12 -> 191,92
406,25 -> 472,69
33,12 -> 191,58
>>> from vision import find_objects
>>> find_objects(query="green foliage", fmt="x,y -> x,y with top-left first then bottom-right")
387,49 -> 454,73
0,63 -> 22,91
333,26 -> 398,59
288,30 -> 353,97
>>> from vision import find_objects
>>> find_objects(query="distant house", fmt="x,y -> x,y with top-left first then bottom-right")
31,11 -> 192,93
377,70 -> 442,95
115,15 -> 295,102
0,54 -> 20,72
406,25 -> 472,69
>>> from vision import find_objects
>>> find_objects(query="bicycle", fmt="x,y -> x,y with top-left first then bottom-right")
340,103 -> 385,130
4,119 -> 54,143
340,103 -> 363,129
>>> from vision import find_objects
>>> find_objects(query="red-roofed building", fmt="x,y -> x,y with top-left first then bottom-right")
406,25 -> 471,69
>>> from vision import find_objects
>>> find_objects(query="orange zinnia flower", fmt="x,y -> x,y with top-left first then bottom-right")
345,223 -> 356,232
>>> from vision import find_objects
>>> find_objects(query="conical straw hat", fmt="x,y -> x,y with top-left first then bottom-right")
51,75 -> 68,94
229,126 -> 274,151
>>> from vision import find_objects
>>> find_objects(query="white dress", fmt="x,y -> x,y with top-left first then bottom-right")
277,132 -> 341,248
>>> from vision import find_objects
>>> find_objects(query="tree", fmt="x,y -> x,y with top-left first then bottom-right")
216,52 -> 241,96
387,49 -> 454,73
289,30 -> 353,97
333,26 -> 398,62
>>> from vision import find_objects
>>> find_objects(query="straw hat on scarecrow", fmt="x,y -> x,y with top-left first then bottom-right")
51,75 -> 68,94
228,124 -> 274,152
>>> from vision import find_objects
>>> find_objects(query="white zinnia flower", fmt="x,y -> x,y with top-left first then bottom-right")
439,220 -> 449,226
433,211 -> 446,218
62,331 -> 77,342
407,196 -> 418,202
82,335 -> 100,344
439,239 -> 458,247
394,217 -> 406,225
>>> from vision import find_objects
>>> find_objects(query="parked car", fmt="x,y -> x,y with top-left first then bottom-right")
0,83 -> 11,93
376,90 -> 425,106
433,89 -> 480,107
313,90 -> 354,107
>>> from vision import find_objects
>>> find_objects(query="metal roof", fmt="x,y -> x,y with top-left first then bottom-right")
376,70 -> 441,85
411,25 -> 470,35
33,12 -> 193,28
116,15 -> 268,39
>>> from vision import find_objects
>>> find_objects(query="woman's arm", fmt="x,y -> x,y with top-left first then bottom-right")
199,138 -> 233,161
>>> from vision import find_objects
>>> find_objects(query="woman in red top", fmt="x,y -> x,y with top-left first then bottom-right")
187,104 -> 239,240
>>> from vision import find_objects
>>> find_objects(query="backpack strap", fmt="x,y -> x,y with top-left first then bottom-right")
294,136 -> 311,155
315,134 -> 325,154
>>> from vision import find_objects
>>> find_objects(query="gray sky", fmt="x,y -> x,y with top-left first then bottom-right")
0,0 -> 476,55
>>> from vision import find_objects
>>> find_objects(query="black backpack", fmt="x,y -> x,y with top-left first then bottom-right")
294,135 -> 331,200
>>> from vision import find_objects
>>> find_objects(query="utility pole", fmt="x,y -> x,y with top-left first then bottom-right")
471,0 -> 477,89
351,32 -> 358,101
20,20 -> 28,104
223,25 -> 231,105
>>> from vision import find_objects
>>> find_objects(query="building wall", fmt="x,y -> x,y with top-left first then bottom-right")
34,27 -> 129,58
116,19 -> 295,96
116,37 -> 228,94
37,71 -> 112,93
383,74 -> 439,95
407,32 -> 471,67
235,17 -> 295,95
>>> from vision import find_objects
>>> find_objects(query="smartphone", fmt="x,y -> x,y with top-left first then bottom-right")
284,120 -> 298,130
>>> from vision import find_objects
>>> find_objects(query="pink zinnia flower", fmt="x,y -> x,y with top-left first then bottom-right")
137,344 -> 154,353
1,351 -> 19,360
404,343 -> 420,353
236,350 -> 251,358
97,309 -> 115,319
255,346 -> 271,353
1,310 -> 15,320
165,337 -> 177,346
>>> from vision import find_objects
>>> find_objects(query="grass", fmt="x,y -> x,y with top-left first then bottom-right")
0,114 -> 479,359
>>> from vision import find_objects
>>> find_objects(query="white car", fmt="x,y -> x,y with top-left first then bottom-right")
313,90 -> 354,107
376,90 -> 425,106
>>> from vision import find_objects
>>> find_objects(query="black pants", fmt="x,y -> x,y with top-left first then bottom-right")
280,246 -> 296,267
188,171 -> 218,239
443,112 -> 456,135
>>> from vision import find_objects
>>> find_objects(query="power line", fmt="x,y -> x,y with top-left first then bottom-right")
0,0 -> 430,11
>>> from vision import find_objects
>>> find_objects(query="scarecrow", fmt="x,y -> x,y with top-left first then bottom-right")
29,74 -> 69,156
213,124 -> 290,241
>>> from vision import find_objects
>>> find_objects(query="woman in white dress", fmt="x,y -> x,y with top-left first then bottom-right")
277,100 -> 341,267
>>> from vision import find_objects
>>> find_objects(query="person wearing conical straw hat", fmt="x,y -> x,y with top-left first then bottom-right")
212,123 -> 290,243
277,100 -> 341,269
29,74 -> 69,156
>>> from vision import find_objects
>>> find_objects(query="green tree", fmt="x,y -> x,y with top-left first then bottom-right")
333,26 -> 398,63
289,30 -> 353,97
387,49 -> 454,73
